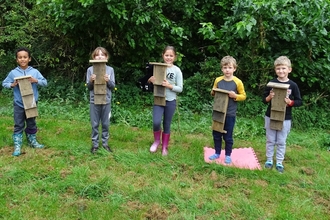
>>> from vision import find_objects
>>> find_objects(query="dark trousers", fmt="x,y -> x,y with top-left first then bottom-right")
14,104 -> 37,134
212,116 -> 236,156
152,100 -> 176,134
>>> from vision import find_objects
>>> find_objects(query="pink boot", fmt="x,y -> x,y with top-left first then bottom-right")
149,130 -> 161,152
162,133 -> 170,156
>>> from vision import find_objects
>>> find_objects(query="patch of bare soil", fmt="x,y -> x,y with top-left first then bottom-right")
299,167 -> 315,176
143,203 -> 168,220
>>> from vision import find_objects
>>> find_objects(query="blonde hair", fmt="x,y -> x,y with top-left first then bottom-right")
221,56 -> 237,68
91,47 -> 109,59
274,56 -> 291,68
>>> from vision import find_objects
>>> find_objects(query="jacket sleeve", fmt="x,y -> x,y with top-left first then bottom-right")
235,80 -> 246,101
2,71 -> 14,89
36,70 -> 47,87
106,67 -> 115,90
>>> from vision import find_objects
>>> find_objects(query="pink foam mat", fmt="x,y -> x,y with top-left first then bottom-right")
204,147 -> 261,170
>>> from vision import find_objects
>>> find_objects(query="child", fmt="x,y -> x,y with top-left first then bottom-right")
209,56 -> 246,163
148,46 -> 183,156
86,47 -> 115,154
2,47 -> 47,156
262,56 -> 302,173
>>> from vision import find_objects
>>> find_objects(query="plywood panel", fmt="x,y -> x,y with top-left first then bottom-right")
22,94 -> 37,109
213,92 -> 228,113
212,111 -> 225,123
94,84 -> 107,95
25,108 -> 38,118
154,96 -> 166,106
154,85 -> 165,97
19,79 -> 34,96
270,110 -> 285,121
212,121 -> 227,133
94,94 -> 107,105
270,120 -> 283,130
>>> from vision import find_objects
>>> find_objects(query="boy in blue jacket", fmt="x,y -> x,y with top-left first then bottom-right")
2,47 -> 47,156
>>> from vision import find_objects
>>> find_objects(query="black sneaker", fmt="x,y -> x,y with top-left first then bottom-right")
91,146 -> 98,154
103,145 -> 112,152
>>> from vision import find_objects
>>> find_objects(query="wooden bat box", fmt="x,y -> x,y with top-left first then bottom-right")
89,60 -> 108,105
149,62 -> 169,106
267,82 -> 290,130
14,75 -> 38,118
212,88 -> 230,133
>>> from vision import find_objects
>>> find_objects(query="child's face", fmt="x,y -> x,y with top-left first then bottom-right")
221,64 -> 236,77
94,50 -> 107,60
16,51 -> 31,70
275,64 -> 291,79
162,49 -> 176,65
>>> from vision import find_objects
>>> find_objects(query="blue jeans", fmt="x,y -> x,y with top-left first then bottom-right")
212,116 -> 236,156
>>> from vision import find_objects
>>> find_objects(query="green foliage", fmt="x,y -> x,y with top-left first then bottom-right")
1,0 -> 330,132
318,133 -> 330,151
198,0 -> 330,95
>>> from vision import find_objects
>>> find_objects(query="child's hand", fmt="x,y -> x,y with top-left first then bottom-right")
267,89 -> 275,101
284,97 -> 293,106
228,91 -> 237,99
104,74 -> 110,82
161,79 -> 170,88
90,74 -> 96,82
11,80 -> 19,88
148,76 -> 155,84
28,77 -> 38,84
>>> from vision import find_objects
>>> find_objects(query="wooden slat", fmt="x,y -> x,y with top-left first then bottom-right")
213,92 -> 229,113
25,108 -> 38,118
94,94 -> 107,105
154,96 -> 166,106
94,84 -> 107,95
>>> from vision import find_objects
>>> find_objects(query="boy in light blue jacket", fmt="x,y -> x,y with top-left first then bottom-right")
2,47 -> 47,156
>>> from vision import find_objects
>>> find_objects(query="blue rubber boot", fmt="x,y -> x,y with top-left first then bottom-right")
12,133 -> 23,156
26,133 -> 44,148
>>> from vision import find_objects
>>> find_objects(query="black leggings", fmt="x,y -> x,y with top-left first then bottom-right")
152,100 -> 176,134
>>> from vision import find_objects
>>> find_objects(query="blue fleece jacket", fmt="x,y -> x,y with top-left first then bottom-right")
2,66 -> 47,108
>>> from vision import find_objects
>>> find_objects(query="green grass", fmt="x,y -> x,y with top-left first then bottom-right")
0,96 -> 330,219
